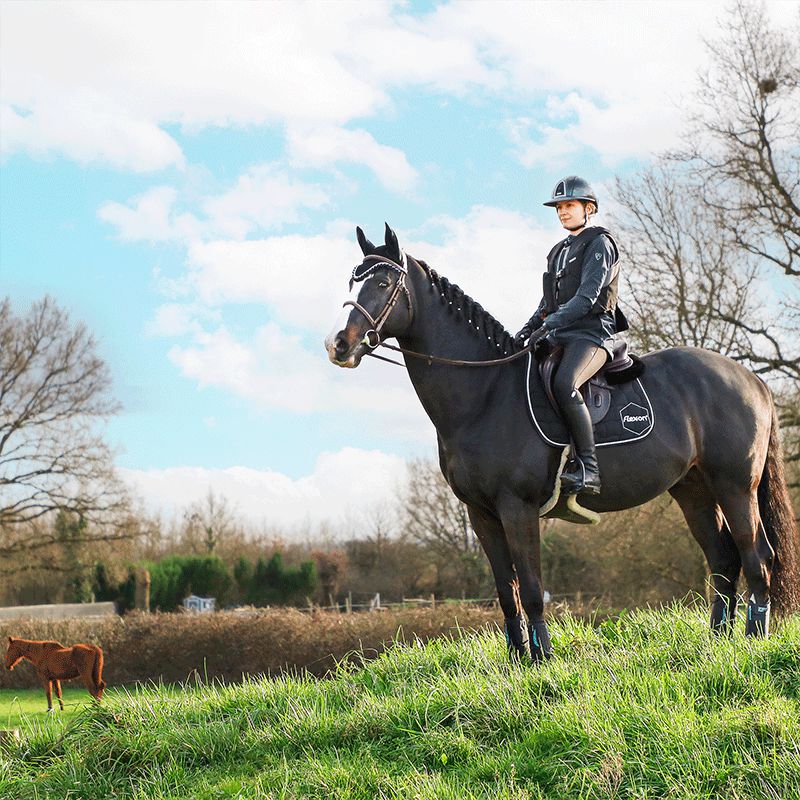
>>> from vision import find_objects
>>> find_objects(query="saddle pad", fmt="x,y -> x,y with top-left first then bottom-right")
525,353 -> 654,448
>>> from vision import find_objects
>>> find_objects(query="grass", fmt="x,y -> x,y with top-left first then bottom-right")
1,605 -> 798,800
0,688 -> 98,730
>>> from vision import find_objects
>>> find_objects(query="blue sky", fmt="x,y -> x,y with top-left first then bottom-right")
2,1 -> 796,529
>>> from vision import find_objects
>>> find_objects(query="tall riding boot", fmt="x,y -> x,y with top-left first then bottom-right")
560,397 -> 601,495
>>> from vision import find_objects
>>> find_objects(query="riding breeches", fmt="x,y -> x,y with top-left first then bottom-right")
552,340 -> 608,409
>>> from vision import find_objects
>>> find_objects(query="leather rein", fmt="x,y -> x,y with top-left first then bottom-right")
343,254 -> 534,368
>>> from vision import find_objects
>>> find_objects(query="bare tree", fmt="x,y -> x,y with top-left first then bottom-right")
181,489 -> 241,555
402,458 -> 488,597
0,297 -> 130,548
611,162 -> 759,356
674,0 -> 800,380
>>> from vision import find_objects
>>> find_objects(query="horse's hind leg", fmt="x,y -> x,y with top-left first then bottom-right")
54,679 -> 64,710
670,475 -> 741,635
42,679 -> 54,712
714,488 -> 774,637
467,506 -> 528,659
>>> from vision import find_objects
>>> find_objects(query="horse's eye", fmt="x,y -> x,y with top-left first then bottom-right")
378,281 -> 390,289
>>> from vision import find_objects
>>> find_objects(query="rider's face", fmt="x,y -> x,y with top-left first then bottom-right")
555,200 -> 586,230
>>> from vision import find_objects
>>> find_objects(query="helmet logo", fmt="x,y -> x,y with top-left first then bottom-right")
554,181 -> 566,197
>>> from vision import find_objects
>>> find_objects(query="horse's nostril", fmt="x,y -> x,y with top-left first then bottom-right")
334,335 -> 349,356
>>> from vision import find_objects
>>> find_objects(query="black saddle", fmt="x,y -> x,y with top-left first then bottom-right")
539,340 -> 645,426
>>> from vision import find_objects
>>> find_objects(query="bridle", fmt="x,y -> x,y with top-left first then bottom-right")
343,253 -> 413,350
340,253 -> 535,368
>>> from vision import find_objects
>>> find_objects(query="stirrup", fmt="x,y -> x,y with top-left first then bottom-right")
560,459 -> 600,496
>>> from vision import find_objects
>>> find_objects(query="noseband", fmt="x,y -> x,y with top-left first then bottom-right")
343,253 -> 413,349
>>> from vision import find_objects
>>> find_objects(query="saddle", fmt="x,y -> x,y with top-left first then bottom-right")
539,340 -> 642,425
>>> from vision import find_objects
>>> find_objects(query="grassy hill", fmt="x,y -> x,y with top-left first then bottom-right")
1,605 -> 798,800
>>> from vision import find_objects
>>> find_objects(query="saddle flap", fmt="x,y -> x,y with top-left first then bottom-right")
537,344 -> 611,426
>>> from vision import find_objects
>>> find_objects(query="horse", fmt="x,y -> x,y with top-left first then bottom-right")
325,223 -> 800,661
5,637 -> 106,711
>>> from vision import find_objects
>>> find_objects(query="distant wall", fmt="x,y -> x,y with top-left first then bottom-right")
0,602 -> 116,621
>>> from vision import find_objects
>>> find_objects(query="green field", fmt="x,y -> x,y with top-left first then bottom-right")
1,606 -> 799,800
0,687 -> 101,730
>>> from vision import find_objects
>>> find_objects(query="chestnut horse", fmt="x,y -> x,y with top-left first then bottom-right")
5,636 -> 106,711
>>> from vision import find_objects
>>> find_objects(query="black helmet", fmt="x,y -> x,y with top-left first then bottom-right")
543,176 -> 598,211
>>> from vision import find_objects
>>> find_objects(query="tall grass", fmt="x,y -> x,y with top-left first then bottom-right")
1,605 -> 798,800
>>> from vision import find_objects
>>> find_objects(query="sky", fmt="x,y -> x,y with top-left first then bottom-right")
2,0 -> 797,532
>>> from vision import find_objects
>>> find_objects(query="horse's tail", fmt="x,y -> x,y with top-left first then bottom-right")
758,399 -> 800,618
92,647 -> 106,696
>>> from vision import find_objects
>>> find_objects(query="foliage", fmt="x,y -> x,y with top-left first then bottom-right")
1,606 -> 798,799
241,551 -> 316,606
145,555 -> 233,611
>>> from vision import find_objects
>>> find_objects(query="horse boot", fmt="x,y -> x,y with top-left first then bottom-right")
745,594 -> 770,637
504,613 -> 529,660
528,620 -> 553,662
559,396 -> 601,495
710,592 -> 737,636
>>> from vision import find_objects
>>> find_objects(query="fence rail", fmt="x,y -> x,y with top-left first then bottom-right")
0,602 -> 117,621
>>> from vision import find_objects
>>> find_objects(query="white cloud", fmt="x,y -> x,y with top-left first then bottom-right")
0,97 -> 185,172
99,166 -> 329,243
120,446 -> 409,530
406,205 -> 560,330
6,1 -> 794,174
201,164 -> 330,238
287,126 -> 419,193
98,186 -> 201,243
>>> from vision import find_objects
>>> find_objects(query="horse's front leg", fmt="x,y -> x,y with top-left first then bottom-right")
467,505 -> 528,659
54,679 -> 64,710
497,495 -> 552,662
42,677 -> 54,712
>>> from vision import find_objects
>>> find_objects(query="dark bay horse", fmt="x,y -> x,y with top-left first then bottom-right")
5,637 -> 106,710
325,224 -> 799,661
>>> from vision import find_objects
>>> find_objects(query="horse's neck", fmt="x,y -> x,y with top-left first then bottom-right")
23,640 -> 60,662
399,285 -> 510,438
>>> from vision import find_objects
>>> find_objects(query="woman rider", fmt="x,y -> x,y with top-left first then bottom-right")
514,176 -> 627,496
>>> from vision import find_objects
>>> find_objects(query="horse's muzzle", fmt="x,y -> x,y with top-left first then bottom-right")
325,330 -> 365,368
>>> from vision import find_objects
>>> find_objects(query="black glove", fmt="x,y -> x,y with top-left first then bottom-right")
513,313 -> 542,346
528,325 -> 550,346
514,322 -> 548,348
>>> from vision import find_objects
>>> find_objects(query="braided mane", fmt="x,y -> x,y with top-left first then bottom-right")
414,258 -> 519,355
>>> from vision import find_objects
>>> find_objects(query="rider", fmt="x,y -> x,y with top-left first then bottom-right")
515,176 -> 627,495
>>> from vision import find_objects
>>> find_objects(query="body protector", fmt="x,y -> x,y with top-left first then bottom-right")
543,226 -> 628,332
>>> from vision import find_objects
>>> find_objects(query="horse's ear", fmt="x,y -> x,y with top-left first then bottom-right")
8,637 -> 13,642
384,223 -> 400,259
356,226 -> 375,255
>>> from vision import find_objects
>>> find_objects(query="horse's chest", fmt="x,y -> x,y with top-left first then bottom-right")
441,450 -> 489,506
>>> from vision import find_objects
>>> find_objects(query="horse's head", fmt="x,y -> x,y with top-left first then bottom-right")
325,224 -> 414,368
5,637 -> 23,670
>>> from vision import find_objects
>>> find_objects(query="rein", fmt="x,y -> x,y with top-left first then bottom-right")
368,341 -> 533,368
346,253 -> 533,368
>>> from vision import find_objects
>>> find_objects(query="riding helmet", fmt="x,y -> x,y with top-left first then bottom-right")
543,176 -> 598,210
